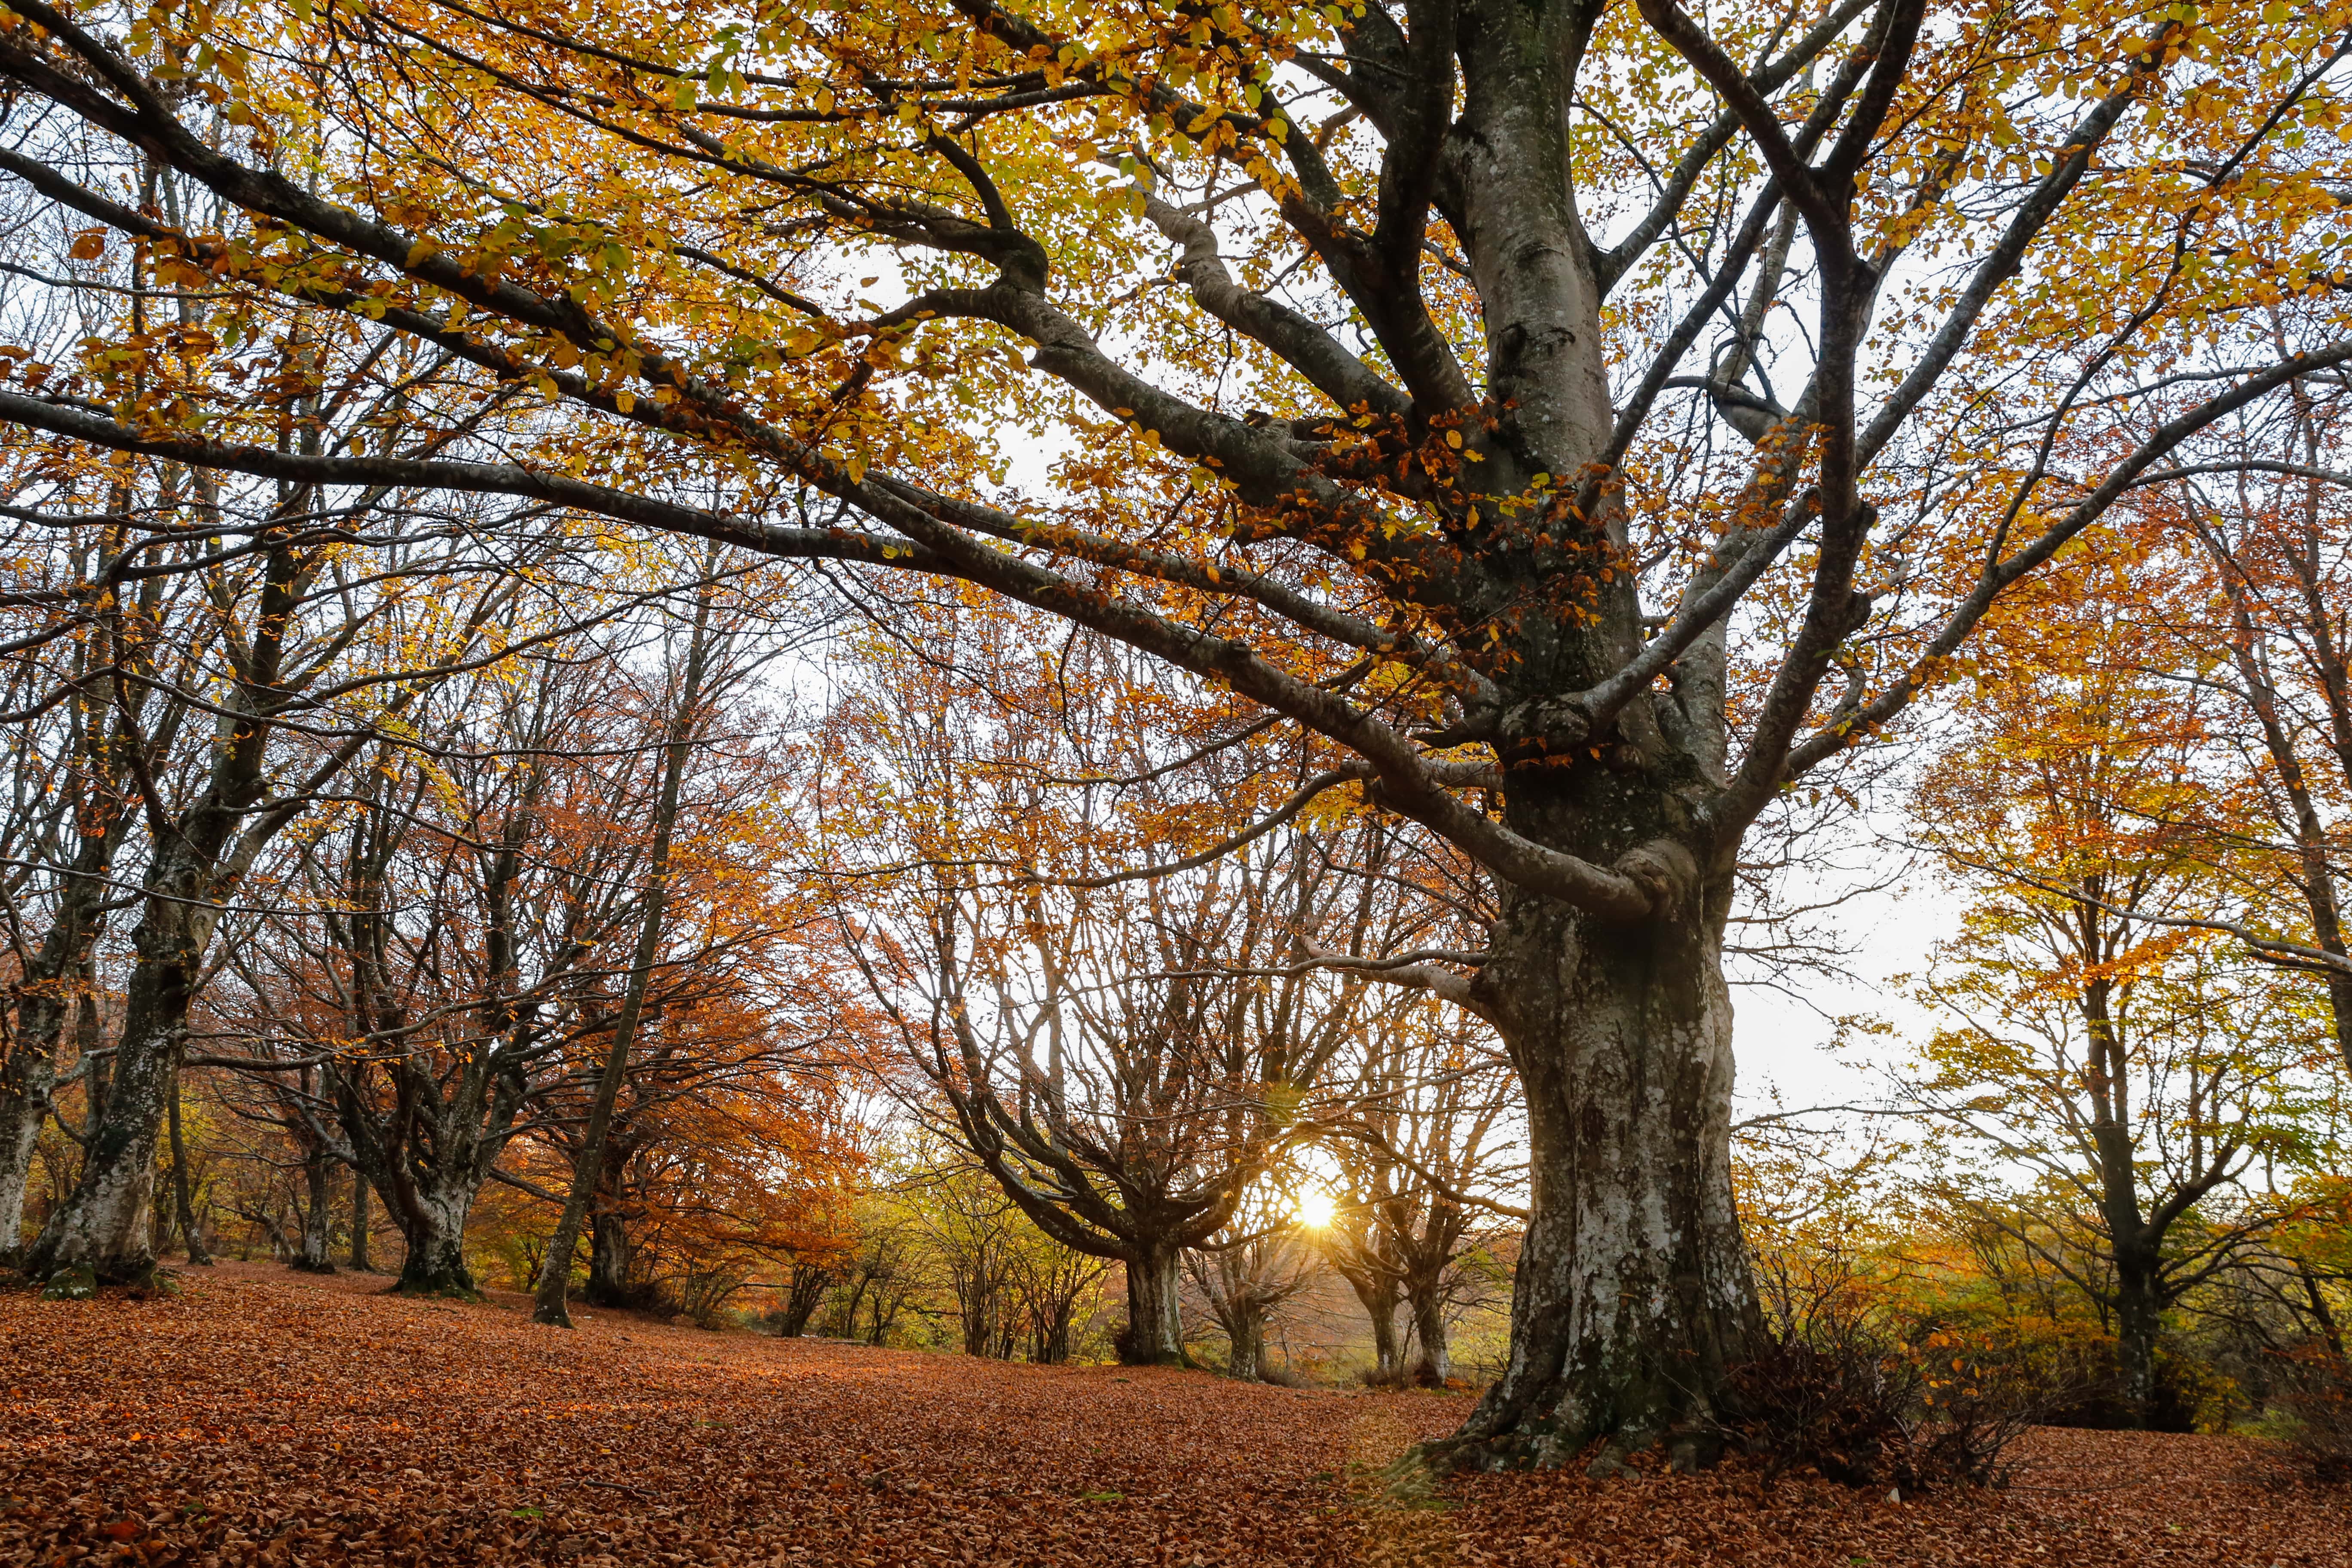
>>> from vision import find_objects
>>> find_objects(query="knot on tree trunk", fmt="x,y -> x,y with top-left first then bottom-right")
1613,838 -> 1700,918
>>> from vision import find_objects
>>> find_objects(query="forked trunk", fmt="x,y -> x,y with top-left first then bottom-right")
775,1257 -> 830,1335
1441,876 -> 1758,1471
1031,1297 -> 1076,1364
1121,1243 -> 1186,1366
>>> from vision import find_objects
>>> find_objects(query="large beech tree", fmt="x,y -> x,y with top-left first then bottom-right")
1,0 -> 2347,1464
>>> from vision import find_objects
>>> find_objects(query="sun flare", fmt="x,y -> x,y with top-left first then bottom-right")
1295,1191 -> 1337,1228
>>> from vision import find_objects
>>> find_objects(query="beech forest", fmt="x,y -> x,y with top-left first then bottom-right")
1,0 -> 2350,1562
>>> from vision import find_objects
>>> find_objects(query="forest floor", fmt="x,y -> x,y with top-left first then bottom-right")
1,1262 -> 2346,1567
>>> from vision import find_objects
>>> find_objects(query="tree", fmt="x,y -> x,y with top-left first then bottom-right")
2110,388 -> 2352,1077
3,0 -> 2343,1459
858,837 -> 1381,1365
1185,1184 -> 1318,1381
1322,995 -> 1520,1386
530,572 -> 723,1326
824,612 -> 1414,1364
212,571 -> 742,1295
1008,1228 -> 1112,1364
0,476 -> 545,1282
0,488 -> 185,1261
1905,563 -> 2331,1422
204,1050 -> 346,1273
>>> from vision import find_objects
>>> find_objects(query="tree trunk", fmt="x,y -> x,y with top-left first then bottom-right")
1033,1298 -> 1075,1364
585,1206 -> 633,1306
0,1048 -> 53,1265
1441,876 -> 1758,1471
292,1146 -> 335,1273
2115,1258 -> 2163,1429
391,1180 -> 478,1298
21,930 -> 194,1283
165,1075 -> 210,1265
1341,1271 -> 1403,1378
0,755 -> 129,1270
1409,1286 -> 1452,1387
776,1257 -> 830,1335
1121,1243 -> 1187,1366
1225,1299 -> 1266,1381
348,1168 -> 371,1271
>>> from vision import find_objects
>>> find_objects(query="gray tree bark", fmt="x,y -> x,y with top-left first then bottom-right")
1121,1244 -> 1187,1367
1439,859 -> 1756,1469
292,1145 -> 335,1273
392,1178 -> 480,1297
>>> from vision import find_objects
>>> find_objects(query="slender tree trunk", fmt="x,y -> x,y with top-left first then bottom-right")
1441,874 -> 1758,1471
165,1073 -> 210,1265
292,1145 -> 335,1272
1410,1286 -> 1452,1387
347,1168 -> 371,1271
0,1049 -> 54,1265
1121,1242 -> 1187,1366
532,593 -> 714,1328
2114,1256 -> 2163,1428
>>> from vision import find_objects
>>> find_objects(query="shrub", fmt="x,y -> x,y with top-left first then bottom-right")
2016,1336 -> 2227,1433
2270,1344 -> 2352,1485
1706,1255 -> 2037,1491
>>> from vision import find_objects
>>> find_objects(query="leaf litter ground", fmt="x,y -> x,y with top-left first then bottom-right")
2,1264 -> 2345,1566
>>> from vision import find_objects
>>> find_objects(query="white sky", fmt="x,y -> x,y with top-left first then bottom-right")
1731,871 -> 1950,1118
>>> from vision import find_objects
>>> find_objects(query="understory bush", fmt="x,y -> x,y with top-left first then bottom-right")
1713,1321 -> 2037,1491
1706,1256 -> 2037,1491
1989,1328 -> 2228,1433
2270,1343 -> 2352,1485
